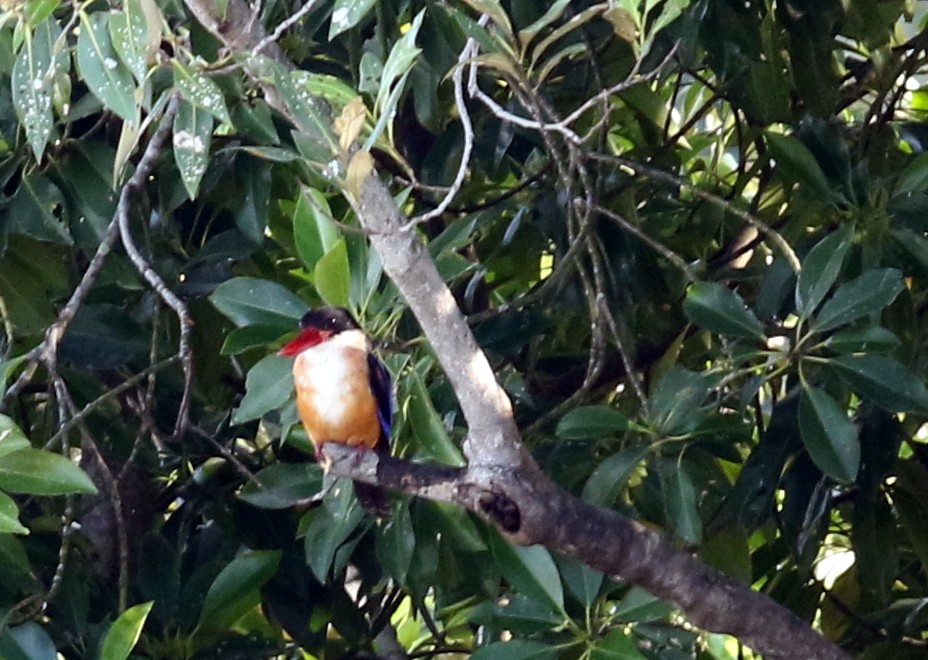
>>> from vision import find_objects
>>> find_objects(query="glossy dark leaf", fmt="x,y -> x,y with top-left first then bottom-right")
810,269 -> 904,333
11,19 -> 60,160
796,225 -> 853,316
209,277 -> 308,329
829,355 -> 928,413
77,12 -> 138,123
649,367 -> 714,436
328,0 -> 377,39
0,491 -> 27,535
304,478 -> 364,581
173,99 -> 212,199
108,0 -> 149,83
799,385 -> 859,483
197,550 -> 281,631
293,187 -> 339,270
824,325 -> 900,353
683,281 -> 764,339
173,60 -> 230,124
556,406 -> 628,439
581,446 -> 649,508
232,355 -> 293,424
376,500 -> 414,583
470,640 -> 556,660
238,463 -> 323,509
0,448 -> 97,495
557,556 -> 603,607
660,459 -> 702,545
488,531 -> 564,613
766,132 -> 835,200
590,628 -> 646,660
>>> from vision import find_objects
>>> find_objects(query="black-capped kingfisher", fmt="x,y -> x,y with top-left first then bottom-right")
279,307 -> 392,512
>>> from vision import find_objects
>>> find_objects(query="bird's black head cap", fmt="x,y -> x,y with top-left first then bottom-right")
299,307 -> 360,334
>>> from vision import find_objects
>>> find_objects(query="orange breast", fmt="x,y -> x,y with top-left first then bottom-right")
292,342 -> 381,450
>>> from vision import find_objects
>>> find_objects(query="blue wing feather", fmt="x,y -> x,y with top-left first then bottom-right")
367,353 -> 393,447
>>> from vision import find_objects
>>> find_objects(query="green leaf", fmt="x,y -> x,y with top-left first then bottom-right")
231,355 -> 293,424
267,60 -> 335,161
556,406 -> 628,439
0,355 -> 29,400
405,366 -> 465,466
796,225 -> 853,316
314,239 -> 350,307
328,0 -> 377,39
895,152 -> 928,196
824,325 -> 900,353
556,556 -> 603,607
766,132 -> 835,201
0,448 -> 97,495
581,447 -> 649,508
660,459 -> 702,545
799,385 -> 860,483
220,324 -> 286,355
7,171 -> 71,244
829,355 -> 928,414
109,0 -> 149,83
0,491 -> 28,534
471,640 -> 556,660
238,463 -> 323,509
649,367 -> 713,436
304,478 -> 364,581
376,501 -> 414,582
12,19 -> 60,160
77,12 -> 138,123
459,0 -> 514,39
683,282 -> 764,339
489,532 -> 564,613
197,550 -> 281,631
99,601 -> 154,660
209,277 -> 308,329
172,99 -> 212,199
173,60 -> 231,124
590,628 -> 646,660
0,415 -> 31,458
293,187 -> 339,270
26,0 -> 60,27
810,269 -> 904,333
59,303 -> 149,368
0,622 -> 57,660
518,0 -> 571,45
367,10 -> 424,148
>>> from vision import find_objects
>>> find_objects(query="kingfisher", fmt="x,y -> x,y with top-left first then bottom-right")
278,306 -> 392,512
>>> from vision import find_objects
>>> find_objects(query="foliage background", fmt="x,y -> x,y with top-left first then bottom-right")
0,0 -> 927,657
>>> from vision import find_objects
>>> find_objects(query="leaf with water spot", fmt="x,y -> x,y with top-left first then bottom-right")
109,0 -> 149,83
77,11 -> 138,123
328,0 -> 377,39
173,60 -> 231,124
173,99 -> 212,199
11,18 -> 62,160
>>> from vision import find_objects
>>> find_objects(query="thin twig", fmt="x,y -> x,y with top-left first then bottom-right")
403,38 -> 479,229
44,356 -> 181,451
588,202 -> 697,280
117,95 -> 194,440
591,153 -> 802,273
254,0 -> 322,55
